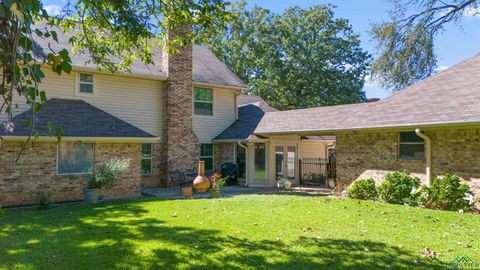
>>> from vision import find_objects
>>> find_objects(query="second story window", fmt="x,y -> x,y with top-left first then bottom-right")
194,87 -> 213,116
78,73 -> 94,95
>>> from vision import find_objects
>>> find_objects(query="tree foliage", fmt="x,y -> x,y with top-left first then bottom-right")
371,0 -> 479,91
198,3 -> 371,110
0,0 -> 229,146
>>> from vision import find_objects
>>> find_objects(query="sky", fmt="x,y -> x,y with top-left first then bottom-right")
43,0 -> 480,99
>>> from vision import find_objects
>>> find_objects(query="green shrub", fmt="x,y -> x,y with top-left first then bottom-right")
85,159 -> 130,189
377,171 -> 420,205
36,191 -> 53,210
422,174 -> 475,212
347,178 -> 378,200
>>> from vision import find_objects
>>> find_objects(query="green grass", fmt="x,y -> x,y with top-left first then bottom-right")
1,194 -> 479,269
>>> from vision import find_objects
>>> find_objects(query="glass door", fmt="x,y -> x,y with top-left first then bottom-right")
275,144 -> 297,181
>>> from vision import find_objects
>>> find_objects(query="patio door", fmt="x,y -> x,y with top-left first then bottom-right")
275,144 -> 297,182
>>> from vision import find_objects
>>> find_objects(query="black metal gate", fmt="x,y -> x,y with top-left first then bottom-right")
298,158 -> 336,187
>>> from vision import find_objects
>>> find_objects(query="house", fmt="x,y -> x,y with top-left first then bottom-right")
255,54 -> 480,196
0,26 -> 246,207
214,94 -> 334,187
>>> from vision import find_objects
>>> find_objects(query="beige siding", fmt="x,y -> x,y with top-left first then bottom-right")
193,87 -> 236,143
299,141 -> 328,159
2,70 -> 164,137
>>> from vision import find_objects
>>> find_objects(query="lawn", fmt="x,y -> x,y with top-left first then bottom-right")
1,194 -> 479,270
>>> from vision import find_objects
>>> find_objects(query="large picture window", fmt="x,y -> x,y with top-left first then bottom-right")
398,131 -> 425,160
141,143 -> 152,175
194,87 -> 213,116
57,142 -> 95,175
200,143 -> 214,171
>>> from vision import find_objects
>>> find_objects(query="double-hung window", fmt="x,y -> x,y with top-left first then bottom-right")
200,144 -> 214,171
57,142 -> 95,175
194,87 -> 213,116
141,144 -> 153,175
78,73 -> 94,95
398,131 -> 425,160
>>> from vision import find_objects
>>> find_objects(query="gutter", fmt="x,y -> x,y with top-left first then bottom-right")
1,136 -> 161,143
415,128 -> 432,186
237,141 -> 249,187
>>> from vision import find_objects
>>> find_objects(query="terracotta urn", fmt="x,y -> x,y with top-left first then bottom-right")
193,161 -> 211,193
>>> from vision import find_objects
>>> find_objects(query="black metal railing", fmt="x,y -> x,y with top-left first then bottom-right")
299,158 -> 336,187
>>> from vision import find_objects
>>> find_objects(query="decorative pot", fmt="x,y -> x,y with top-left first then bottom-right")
193,161 -> 211,193
84,189 -> 100,204
182,187 -> 193,199
210,188 -> 221,198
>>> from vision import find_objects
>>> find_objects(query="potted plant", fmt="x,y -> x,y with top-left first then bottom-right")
84,159 -> 129,204
181,182 -> 193,199
209,172 -> 225,198
277,178 -> 292,190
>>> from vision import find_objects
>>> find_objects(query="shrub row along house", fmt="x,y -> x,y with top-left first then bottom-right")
1,22 -> 479,207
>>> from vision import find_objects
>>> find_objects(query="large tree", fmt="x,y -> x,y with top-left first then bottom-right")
371,0 -> 479,91
1,0 -> 229,143
198,3 -> 371,110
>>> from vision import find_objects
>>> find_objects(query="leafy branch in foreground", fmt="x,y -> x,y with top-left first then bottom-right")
370,0 -> 479,91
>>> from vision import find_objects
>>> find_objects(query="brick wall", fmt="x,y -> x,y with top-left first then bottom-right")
141,143 -> 167,187
163,27 -> 200,178
0,142 -> 142,207
214,143 -> 235,170
336,128 -> 480,196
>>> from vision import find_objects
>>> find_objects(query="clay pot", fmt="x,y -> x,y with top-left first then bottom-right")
182,187 -> 193,199
193,161 -> 211,193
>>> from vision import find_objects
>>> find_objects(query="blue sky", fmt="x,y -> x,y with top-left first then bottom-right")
43,0 -> 480,98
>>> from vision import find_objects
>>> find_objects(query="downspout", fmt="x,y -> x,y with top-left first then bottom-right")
415,128 -> 432,186
237,141 -> 249,186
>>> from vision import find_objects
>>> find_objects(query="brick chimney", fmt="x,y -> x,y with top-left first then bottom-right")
163,26 -> 200,184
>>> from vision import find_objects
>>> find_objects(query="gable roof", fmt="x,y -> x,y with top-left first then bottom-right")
255,53 -> 480,135
0,99 -> 155,138
32,24 -> 246,88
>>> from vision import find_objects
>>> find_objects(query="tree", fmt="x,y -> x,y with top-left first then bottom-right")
1,0 -> 229,144
371,0 -> 479,91
198,3 -> 371,110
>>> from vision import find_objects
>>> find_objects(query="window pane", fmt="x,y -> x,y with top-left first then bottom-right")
141,159 -> 152,174
194,88 -> 213,102
201,157 -> 214,171
194,102 -> 213,116
58,143 -> 94,174
399,143 -> 425,159
200,144 -> 214,157
400,131 -> 424,143
79,83 -> 93,93
142,143 -> 152,158
80,73 -> 93,83
254,143 -> 266,181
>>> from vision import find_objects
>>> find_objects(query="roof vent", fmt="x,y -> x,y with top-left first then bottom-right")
366,98 -> 380,103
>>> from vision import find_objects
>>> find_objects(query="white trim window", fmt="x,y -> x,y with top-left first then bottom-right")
194,87 -> 213,116
398,131 -> 425,160
141,143 -> 153,175
200,143 -> 214,171
77,73 -> 94,95
57,142 -> 95,175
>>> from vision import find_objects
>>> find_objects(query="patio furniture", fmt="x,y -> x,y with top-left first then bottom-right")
185,168 -> 197,182
169,170 -> 186,187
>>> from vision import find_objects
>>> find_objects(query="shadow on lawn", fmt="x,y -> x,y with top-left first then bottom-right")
0,199 -> 445,270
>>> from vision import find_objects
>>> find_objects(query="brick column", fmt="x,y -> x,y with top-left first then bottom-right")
163,27 -> 200,183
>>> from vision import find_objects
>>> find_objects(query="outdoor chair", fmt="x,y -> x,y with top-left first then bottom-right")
169,170 -> 186,187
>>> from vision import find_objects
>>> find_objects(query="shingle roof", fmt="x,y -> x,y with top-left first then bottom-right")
214,95 -> 275,141
32,24 -> 246,88
0,99 -> 155,138
255,53 -> 480,135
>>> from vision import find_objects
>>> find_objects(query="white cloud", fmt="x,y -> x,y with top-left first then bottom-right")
44,5 -> 62,16
464,6 -> 480,17
435,65 -> 449,73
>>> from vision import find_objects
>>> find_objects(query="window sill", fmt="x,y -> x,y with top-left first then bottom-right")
398,157 -> 425,161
